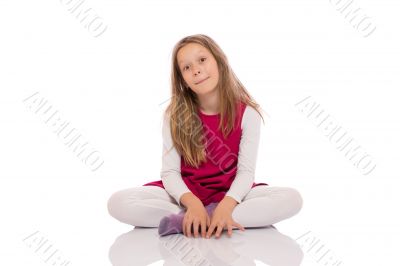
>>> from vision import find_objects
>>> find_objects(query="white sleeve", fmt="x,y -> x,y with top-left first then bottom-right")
160,114 -> 192,207
225,106 -> 261,204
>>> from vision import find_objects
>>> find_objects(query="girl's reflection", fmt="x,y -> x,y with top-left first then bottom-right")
109,226 -> 303,266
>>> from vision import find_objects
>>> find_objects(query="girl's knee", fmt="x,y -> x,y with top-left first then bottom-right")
107,189 -> 138,220
284,187 -> 303,215
107,190 -> 125,219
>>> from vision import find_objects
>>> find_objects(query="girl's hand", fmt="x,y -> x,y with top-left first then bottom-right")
206,200 -> 245,239
182,202 -> 211,238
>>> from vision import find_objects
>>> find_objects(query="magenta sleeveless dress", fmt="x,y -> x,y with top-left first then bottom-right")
142,101 -> 268,206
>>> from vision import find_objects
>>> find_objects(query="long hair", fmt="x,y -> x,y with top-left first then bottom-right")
165,34 -> 265,168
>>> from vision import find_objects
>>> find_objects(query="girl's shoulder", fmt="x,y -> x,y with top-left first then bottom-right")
240,102 -> 258,116
241,104 -> 263,128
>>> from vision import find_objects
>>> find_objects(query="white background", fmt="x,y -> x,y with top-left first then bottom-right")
1,0 -> 399,265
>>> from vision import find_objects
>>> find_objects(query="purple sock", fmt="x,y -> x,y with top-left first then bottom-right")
158,202 -> 218,236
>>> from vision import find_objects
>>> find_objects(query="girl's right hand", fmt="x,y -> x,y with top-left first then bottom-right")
182,203 -> 211,238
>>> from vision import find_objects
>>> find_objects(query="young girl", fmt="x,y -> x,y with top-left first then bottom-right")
107,34 -> 303,239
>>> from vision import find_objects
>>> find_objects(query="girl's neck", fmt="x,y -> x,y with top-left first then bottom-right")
197,88 -> 219,115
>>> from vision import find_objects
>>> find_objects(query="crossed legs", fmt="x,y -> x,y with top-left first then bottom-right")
107,185 -> 303,229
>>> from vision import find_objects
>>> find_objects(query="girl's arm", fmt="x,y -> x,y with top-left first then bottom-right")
225,105 -> 262,204
160,114 -> 192,207
180,191 -> 203,208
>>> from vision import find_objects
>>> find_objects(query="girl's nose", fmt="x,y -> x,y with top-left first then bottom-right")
192,66 -> 201,75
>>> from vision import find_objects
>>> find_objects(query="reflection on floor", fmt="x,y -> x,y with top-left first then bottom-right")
109,225 -> 303,266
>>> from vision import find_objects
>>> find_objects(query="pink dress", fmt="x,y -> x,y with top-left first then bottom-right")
142,101 -> 268,206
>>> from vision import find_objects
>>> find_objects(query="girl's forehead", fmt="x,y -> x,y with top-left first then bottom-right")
177,44 -> 210,62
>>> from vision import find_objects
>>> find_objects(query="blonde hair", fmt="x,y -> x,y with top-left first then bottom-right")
165,34 -> 265,168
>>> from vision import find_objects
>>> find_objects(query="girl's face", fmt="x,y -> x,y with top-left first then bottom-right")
177,43 -> 219,96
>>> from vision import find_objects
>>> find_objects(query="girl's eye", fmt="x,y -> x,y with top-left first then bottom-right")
182,58 -> 205,71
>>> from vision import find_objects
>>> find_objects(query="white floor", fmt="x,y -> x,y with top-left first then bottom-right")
1,174 -> 399,266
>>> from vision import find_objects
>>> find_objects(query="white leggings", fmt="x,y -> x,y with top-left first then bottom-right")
107,185 -> 303,228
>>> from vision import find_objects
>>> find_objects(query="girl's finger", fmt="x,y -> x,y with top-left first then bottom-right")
201,219 -> 207,238
193,220 -> 200,238
233,221 -> 245,232
206,223 -> 216,238
227,224 -> 233,237
215,224 -> 224,238
186,220 -> 193,238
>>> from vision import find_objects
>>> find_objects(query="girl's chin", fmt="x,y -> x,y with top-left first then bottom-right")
196,87 -> 218,95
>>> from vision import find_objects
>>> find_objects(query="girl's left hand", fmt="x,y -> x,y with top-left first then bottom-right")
206,202 -> 245,239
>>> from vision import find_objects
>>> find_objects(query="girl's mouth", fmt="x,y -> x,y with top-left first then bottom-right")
196,77 -> 209,85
